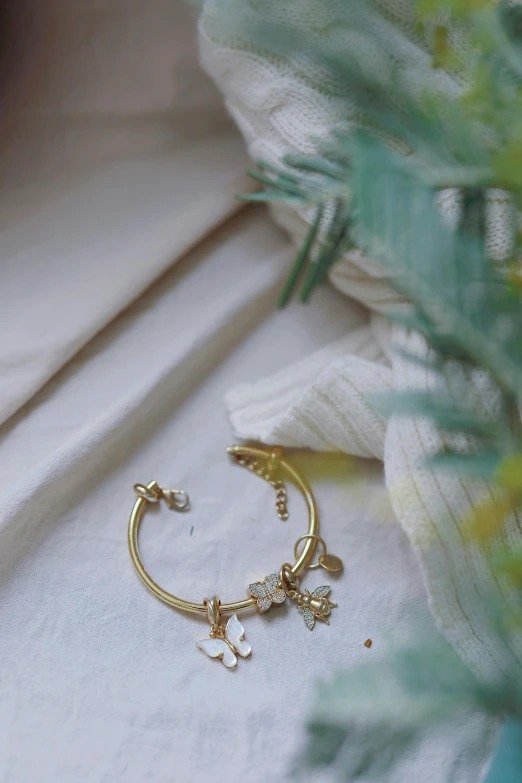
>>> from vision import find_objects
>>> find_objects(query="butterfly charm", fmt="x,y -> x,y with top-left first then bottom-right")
248,573 -> 286,612
197,613 -> 251,668
296,585 -> 337,630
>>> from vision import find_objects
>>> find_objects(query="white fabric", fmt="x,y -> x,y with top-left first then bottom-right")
227,321 -> 392,459
0,0 -> 250,428
199,0 -> 522,678
0,203 -> 496,783
0,2 -> 497,781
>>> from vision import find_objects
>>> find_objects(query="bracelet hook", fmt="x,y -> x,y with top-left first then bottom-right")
133,481 -> 190,511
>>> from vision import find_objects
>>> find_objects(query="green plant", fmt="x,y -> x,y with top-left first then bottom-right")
234,0 -> 522,777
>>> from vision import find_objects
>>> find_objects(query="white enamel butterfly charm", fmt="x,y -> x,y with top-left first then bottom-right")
197,596 -> 251,669
248,573 -> 286,612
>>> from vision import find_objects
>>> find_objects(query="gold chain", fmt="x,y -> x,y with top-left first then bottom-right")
230,453 -> 289,521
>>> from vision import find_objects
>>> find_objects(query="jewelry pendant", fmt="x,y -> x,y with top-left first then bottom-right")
294,534 -> 344,573
317,552 -> 344,572
248,573 -> 287,612
196,596 -> 251,668
248,565 -> 337,630
293,585 -> 337,629
279,564 -> 337,630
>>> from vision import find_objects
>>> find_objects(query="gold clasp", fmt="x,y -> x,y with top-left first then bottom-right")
162,488 -> 190,511
133,481 -> 190,511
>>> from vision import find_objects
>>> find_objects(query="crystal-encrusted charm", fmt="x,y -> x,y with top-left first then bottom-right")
296,585 -> 337,630
278,564 -> 337,630
249,565 -> 338,630
248,573 -> 286,612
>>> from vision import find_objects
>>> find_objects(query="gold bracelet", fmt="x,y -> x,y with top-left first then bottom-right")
128,444 -> 343,669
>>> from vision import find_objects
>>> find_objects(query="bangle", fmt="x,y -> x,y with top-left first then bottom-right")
128,444 -> 342,669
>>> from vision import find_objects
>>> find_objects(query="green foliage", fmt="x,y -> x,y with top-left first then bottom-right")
495,548 -> 522,586
485,718 -> 522,783
303,622 -> 522,779
238,0 -> 522,495
425,451 -> 502,477
230,0 -> 522,777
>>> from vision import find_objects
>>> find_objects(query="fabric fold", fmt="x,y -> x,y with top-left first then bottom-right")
0,134 -> 251,430
226,323 -> 392,459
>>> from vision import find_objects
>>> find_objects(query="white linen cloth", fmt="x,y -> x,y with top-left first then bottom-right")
0,2 -> 496,781
199,0 -> 522,679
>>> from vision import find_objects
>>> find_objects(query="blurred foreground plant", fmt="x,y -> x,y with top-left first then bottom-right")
233,0 -> 522,777
239,0 -> 522,551
304,619 -> 522,781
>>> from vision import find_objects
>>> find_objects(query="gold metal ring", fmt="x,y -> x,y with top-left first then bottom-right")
128,445 -> 319,616
293,534 -> 327,570
133,482 -> 161,503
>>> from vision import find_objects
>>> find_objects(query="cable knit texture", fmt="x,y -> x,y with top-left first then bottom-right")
199,0 -> 522,676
